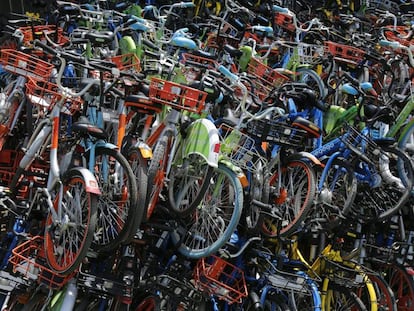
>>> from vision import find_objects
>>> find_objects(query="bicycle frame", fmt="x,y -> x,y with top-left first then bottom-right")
10,93 -> 101,213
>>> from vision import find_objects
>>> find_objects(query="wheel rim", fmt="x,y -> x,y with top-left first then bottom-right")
45,177 -> 92,274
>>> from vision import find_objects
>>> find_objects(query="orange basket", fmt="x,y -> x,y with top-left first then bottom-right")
274,13 -> 295,33
148,77 -> 207,114
181,53 -> 218,70
18,25 -> 69,47
9,236 -> 73,289
0,150 -> 49,198
194,255 -> 248,305
383,26 -> 414,48
0,49 -> 54,81
110,53 -> 141,72
25,77 -> 83,115
180,53 -> 219,83
324,41 -> 365,64
247,57 -> 289,99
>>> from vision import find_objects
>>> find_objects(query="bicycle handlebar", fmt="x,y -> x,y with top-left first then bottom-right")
33,39 -> 130,97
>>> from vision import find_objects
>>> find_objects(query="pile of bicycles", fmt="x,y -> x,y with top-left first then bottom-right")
0,0 -> 414,310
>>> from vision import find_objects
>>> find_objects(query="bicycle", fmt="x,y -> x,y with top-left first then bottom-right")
0,47 -> 100,276
288,233 -> 378,311
211,66 -> 320,239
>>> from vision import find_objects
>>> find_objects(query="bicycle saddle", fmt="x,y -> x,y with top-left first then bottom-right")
362,104 -> 394,124
291,116 -> 323,139
279,83 -> 327,111
224,44 -> 243,58
71,29 -> 114,45
72,116 -> 108,140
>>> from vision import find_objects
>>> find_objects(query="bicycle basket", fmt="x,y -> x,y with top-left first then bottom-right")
149,77 -> 207,114
339,124 -> 381,159
0,49 -> 54,81
9,236 -> 73,289
246,57 -> 289,99
180,53 -> 219,84
110,53 -> 141,73
194,255 -> 248,305
25,77 -> 83,115
273,13 -> 295,32
18,25 -> 69,47
322,257 -> 366,288
219,124 -> 267,173
280,42 -> 325,66
246,119 -> 308,146
324,41 -> 365,65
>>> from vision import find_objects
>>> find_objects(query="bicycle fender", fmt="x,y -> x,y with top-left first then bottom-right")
182,118 -> 220,168
67,167 -> 101,195
286,151 -> 323,167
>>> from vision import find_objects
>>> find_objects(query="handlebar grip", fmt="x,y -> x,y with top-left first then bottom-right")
179,1 -> 195,8
218,65 -> 239,83
379,39 -> 400,49
272,5 -> 289,14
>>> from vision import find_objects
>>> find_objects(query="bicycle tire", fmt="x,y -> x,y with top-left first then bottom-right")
350,145 -> 413,223
324,281 -> 368,311
168,153 -> 214,217
379,263 -> 414,311
128,148 -> 149,235
295,68 -> 328,100
261,159 -> 317,238
172,163 -> 243,259
314,158 -> 357,226
89,147 -> 140,252
257,285 -> 292,311
45,169 -> 98,275
288,278 -> 322,311
368,273 -> 398,311
384,58 -> 410,100
146,133 -> 170,221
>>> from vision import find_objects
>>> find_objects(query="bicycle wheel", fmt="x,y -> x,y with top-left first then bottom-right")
295,68 -> 328,100
128,148 -> 149,234
324,281 -> 368,311
367,273 -> 397,311
383,58 -> 410,100
350,145 -> 413,222
89,147 -> 140,252
288,278 -> 322,311
261,159 -> 317,238
168,153 -> 214,216
314,158 -> 357,226
379,263 -> 414,311
172,163 -> 243,259
146,134 -> 170,221
45,169 -> 97,275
